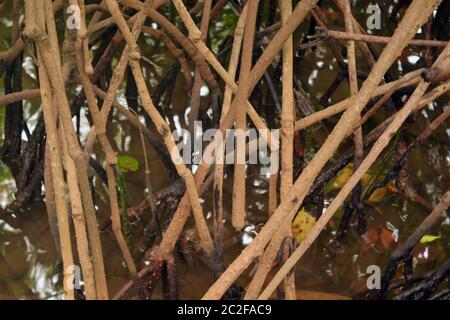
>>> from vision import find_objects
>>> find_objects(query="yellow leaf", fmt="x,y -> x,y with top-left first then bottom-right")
331,164 -> 395,203
292,209 -> 316,243
331,164 -> 389,191
332,165 -> 353,189
420,234 -> 440,244
331,164 -> 373,189
361,172 -> 374,186
368,182 -> 395,203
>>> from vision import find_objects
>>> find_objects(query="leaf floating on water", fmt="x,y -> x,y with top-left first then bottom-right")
380,226 -> 396,249
419,234 -> 440,244
368,182 -> 395,203
331,164 -> 374,190
292,209 -> 316,243
331,165 -> 353,189
117,155 -> 140,173
330,164 -> 395,203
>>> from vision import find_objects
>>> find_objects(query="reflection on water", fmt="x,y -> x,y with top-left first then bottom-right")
0,1 -> 449,300
0,163 -> 15,208
0,202 -> 62,299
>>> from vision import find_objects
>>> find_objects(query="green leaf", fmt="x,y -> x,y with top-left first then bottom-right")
117,155 -> 139,173
420,234 -> 440,244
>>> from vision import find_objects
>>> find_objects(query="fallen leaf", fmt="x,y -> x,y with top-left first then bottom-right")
368,182 -> 395,203
330,165 -> 396,204
331,164 -> 377,190
292,209 -> 316,243
332,165 -> 353,189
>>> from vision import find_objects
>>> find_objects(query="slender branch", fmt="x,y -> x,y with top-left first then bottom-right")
294,69 -> 424,131
188,0 -> 213,135
231,0 -> 260,231
213,2 -> 248,277
0,89 -> 40,106
313,29 -> 448,47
